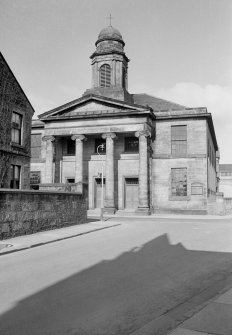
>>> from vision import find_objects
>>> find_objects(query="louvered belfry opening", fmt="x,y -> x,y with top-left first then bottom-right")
100,64 -> 111,87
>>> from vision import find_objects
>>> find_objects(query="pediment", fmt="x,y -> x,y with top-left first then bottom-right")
60,101 -> 120,117
39,94 -> 146,120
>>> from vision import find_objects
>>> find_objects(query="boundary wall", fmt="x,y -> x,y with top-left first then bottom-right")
0,189 -> 87,240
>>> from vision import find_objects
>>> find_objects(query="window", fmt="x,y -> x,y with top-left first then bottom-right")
100,64 -> 111,87
95,138 -> 106,153
124,137 -> 139,152
10,165 -> 21,189
31,134 -> 41,158
66,178 -> 75,183
171,168 -> 187,196
122,67 -> 126,88
96,178 -> 106,185
125,178 -> 139,185
11,112 -> 22,144
67,139 -> 75,155
171,125 -> 187,156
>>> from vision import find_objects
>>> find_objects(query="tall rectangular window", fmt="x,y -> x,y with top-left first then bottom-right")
10,165 -> 21,189
11,112 -> 22,144
31,134 -> 42,158
171,125 -> 187,156
67,139 -> 75,155
171,168 -> 187,196
124,137 -> 139,153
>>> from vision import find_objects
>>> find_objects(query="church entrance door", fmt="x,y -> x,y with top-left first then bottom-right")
124,178 -> 139,209
95,178 -> 105,208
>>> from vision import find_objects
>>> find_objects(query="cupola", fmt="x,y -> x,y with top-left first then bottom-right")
83,25 -> 132,103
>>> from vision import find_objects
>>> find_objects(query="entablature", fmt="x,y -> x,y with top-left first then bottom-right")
43,122 -> 152,137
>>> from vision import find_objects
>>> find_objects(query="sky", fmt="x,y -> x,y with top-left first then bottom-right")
0,0 -> 231,163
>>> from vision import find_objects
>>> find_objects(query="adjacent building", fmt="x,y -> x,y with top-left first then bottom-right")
0,52 -> 35,189
219,164 -> 232,197
31,25 -> 219,214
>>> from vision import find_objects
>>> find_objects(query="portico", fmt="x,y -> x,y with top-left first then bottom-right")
41,116 -> 153,215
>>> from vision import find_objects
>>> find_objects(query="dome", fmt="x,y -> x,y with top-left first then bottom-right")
96,25 -> 124,45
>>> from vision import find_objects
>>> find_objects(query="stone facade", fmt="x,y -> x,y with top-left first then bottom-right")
219,164 -> 232,197
0,52 -> 34,189
31,25 -> 220,215
0,189 -> 87,240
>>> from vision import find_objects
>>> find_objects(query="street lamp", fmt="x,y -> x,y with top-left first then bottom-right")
97,143 -> 105,222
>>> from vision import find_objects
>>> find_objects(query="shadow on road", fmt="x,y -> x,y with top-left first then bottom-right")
1,234 -> 232,335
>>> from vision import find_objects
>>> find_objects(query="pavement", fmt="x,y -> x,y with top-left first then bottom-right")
0,219 -> 121,255
168,285 -> 232,335
1,213 -> 231,256
0,214 -> 232,335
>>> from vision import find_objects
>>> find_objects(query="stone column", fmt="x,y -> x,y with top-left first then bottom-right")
42,136 -> 55,183
102,132 -> 117,213
135,130 -> 151,214
71,135 -> 86,189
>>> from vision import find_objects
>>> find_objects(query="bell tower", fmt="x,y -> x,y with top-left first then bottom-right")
83,25 -> 132,103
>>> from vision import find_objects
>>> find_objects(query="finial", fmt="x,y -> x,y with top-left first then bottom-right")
107,14 -> 114,26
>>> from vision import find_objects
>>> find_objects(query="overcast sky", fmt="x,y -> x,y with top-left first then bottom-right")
1,0 -> 231,163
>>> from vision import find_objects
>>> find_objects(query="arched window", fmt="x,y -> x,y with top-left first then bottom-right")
100,64 -> 111,87
122,67 -> 126,88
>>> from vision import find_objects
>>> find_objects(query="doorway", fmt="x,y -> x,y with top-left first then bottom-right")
124,178 -> 139,209
95,178 -> 105,208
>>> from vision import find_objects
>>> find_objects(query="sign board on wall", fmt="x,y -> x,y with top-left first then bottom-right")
30,171 -> 41,184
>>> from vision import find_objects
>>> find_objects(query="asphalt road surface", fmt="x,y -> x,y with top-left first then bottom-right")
0,217 -> 232,335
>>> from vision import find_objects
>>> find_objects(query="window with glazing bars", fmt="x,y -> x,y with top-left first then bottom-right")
11,112 -> 22,144
171,168 -> 187,196
124,137 -> 139,152
171,125 -> 187,156
10,165 -> 21,189
100,64 -> 111,87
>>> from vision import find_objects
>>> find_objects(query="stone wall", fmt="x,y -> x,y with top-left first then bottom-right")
220,178 -> 232,197
152,119 -> 208,214
0,53 -> 34,189
207,193 -> 232,215
0,189 -> 87,240
224,198 -> 232,215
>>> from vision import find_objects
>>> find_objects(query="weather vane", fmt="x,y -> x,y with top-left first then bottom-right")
107,14 -> 114,26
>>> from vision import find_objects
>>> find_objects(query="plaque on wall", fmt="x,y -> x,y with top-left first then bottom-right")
30,171 -> 41,184
191,183 -> 203,195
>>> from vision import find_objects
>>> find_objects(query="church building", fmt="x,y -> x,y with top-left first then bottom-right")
31,25 -> 219,215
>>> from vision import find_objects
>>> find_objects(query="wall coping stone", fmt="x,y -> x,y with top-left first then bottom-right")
0,188 -> 82,196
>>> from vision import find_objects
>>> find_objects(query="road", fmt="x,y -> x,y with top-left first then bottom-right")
0,217 -> 232,335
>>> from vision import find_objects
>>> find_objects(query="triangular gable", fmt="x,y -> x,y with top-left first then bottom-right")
39,94 -> 147,120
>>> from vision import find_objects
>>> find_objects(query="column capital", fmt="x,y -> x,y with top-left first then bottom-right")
135,130 -> 151,138
102,132 -> 117,140
42,135 -> 55,142
71,134 -> 86,142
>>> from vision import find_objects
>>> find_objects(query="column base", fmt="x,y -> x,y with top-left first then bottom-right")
103,207 -> 116,215
135,207 -> 151,216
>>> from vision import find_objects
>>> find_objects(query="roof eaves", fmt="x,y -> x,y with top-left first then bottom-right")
0,52 -> 35,115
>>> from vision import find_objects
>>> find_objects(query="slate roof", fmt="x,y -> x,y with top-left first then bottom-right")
132,93 -> 186,112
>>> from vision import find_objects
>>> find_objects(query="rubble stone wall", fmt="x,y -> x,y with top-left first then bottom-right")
0,189 -> 87,240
